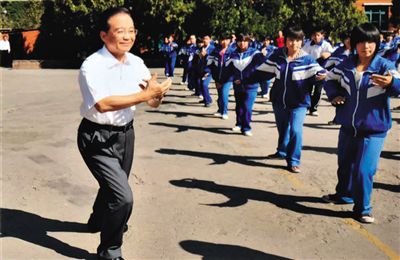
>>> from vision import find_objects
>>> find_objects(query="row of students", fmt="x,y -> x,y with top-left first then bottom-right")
195,24 -> 400,224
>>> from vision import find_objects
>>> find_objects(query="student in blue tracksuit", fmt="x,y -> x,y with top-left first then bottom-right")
259,36 -> 277,99
160,34 -> 179,77
193,35 -> 215,106
302,27 -> 334,116
225,33 -> 265,136
207,33 -> 233,119
325,32 -> 352,125
178,38 -> 191,85
322,23 -> 400,223
325,32 -> 352,71
183,35 -> 198,92
255,25 -> 326,173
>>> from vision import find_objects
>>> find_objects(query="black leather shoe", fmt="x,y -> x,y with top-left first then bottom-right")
97,256 -> 124,260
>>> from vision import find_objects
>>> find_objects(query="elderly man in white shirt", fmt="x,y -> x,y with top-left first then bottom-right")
77,7 -> 170,260
302,28 -> 333,116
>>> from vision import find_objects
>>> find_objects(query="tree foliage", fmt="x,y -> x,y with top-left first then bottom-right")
4,0 -> 370,60
0,1 -> 44,30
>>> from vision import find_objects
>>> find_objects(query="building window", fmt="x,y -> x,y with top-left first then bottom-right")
364,5 -> 389,30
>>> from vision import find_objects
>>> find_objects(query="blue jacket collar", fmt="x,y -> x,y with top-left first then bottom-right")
342,54 -> 383,73
278,48 -> 308,62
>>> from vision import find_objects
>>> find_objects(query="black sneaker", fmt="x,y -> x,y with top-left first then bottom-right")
321,194 -> 353,204
266,153 -> 285,160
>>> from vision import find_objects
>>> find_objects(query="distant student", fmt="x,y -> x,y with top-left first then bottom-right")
259,36 -> 277,99
226,33 -> 265,136
192,35 -> 215,106
160,34 -> 178,77
302,27 -> 334,116
207,33 -> 233,119
275,30 -> 284,48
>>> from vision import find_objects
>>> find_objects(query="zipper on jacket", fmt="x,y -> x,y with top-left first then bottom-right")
351,71 -> 363,137
239,53 -> 243,81
283,61 -> 290,109
218,53 -> 224,81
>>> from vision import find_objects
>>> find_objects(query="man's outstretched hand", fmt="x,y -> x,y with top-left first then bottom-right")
141,73 -> 171,100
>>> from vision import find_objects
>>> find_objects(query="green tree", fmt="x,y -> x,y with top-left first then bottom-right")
282,0 -> 367,38
0,1 -> 44,30
34,0 -> 123,59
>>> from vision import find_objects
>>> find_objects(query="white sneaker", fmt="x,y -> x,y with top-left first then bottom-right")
180,82 -> 186,85
358,213 -> 375,224
221,114 -> 229,120
213,112 -> 222,117
198,95 -> 204,100
310,111 -> 319,116
232,126 -> 241,132
244,131 -> 253,137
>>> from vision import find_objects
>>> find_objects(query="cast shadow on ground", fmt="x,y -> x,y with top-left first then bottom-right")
180,240 -> 292,260
160,100 -> 204,107
149,122 -> 239,135
302,145 -> 399,161
146,110 -> 217,119
0,208 -> 96,259
373,182 -> 400,193
170,179 -> 352,218
156,148 -> 287,170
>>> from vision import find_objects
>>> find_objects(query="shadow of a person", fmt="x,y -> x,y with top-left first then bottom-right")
180,240 -> 292,260
0,208 -> 96,259
156,148 -> 288,169
170,179 -> 353,218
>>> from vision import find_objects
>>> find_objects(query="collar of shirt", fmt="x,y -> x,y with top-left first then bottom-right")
99,45 -> 132,68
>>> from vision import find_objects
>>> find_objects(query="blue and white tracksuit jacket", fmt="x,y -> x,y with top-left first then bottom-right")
258,44 -> 278,95
224,47 -> 265,132
325,46 -> 352,71
225,47 -> 265,89
324,55 -> 400,215
207,46 -> 234,115
255,48 -> 325,109
160,42 -> 179,57
258,44 -> 278,59
324,55 -> 400,136
207,46 -> 234,84
255,48 -> 325,166
192,44 -> 216,104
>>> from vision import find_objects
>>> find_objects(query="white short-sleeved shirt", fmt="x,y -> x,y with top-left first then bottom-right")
0,40 -> 11,52
302,40 -> 333,60
79,46 -> 151,126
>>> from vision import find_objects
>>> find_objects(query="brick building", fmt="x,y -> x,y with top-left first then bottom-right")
355,0 -> 394,30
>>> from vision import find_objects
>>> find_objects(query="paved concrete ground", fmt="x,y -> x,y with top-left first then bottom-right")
1,68 -> 399,260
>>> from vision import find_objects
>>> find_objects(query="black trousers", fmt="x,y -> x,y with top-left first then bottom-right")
77,118 -> 135,259
310,81 -> 324,112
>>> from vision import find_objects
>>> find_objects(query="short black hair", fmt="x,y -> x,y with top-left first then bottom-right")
339,31 -> 351,42
236,33 -> 251,42
350,23 -> 380,56
99,7 -> 131,33
219,33 -> 231,40
312,27 -> 325,34
264,36 -> 272,41
283,25 -> 304,41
